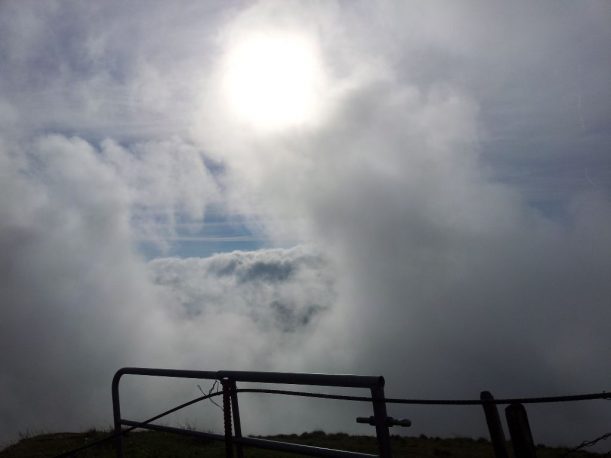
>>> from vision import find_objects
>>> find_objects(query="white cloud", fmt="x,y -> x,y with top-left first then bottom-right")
0,133 -> 340,443
149,246 -> 334,333
0,134 -> 172,440
190,0 -> 611,445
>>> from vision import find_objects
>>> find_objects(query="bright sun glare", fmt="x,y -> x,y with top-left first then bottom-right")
221,32 -> 326,132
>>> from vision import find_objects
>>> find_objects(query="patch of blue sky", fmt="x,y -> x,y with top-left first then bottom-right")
138,207 -> 268,260
162,236 -> 264,259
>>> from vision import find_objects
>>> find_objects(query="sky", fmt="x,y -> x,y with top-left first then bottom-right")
1,0 -> 611,450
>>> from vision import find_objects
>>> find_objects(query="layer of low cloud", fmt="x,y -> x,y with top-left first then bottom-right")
1,0 -> 610,450
150,247 -> 334,332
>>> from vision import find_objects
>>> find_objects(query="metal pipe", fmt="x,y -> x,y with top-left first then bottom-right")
111,370 -> 125,458
113,367 -> 218,380
218,370 -> 384,388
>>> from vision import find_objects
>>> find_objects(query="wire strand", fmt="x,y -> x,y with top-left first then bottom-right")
563,431 -> 611,456
52,391 -> 224,458
198,380 -> 224,412
50,387 -> 611,457
235,388 -> 611,406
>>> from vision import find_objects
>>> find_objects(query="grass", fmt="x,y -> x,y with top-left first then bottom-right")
0,430 -> 603,458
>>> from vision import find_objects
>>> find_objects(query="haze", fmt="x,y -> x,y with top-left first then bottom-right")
1,0 -> 610,449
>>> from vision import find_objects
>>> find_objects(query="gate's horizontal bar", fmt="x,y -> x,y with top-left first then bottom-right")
120,420 -> 377,458
114,367 -> 384,388
234,435 -> 378,458
120,419 -> 225,441
114,367 -> 218,380
218,371 -> 384,388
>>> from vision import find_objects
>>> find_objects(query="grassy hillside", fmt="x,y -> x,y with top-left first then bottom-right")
0,430 -> 601,458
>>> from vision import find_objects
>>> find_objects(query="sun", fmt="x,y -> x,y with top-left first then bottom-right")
220,31 -> 327,132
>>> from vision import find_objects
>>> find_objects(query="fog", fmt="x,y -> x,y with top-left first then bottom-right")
1,0 -> 610,449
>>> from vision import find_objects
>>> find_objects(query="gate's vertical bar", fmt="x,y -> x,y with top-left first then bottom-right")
505,403 -> 537,458
371,382 -> 392,458
221,378 -> 234,458
111,373 -> 124,458
229,380 -> 244,458
481,391 -> 508,458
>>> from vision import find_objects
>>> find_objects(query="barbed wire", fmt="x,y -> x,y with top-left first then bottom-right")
563,431 -> 611,456
198,379 -> 224,412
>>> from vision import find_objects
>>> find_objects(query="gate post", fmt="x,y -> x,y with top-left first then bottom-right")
505,403 -> 537,458
371,382 -> 392,458
481,391 -> 508,458
221,378 -> 234,458
229,380 -> 244,458
111,371 -> 124,458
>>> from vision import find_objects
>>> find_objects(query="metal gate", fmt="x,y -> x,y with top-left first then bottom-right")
112,367 -> 394,458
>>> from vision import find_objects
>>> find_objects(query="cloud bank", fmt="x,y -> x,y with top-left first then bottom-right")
1,0 -> 610,449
